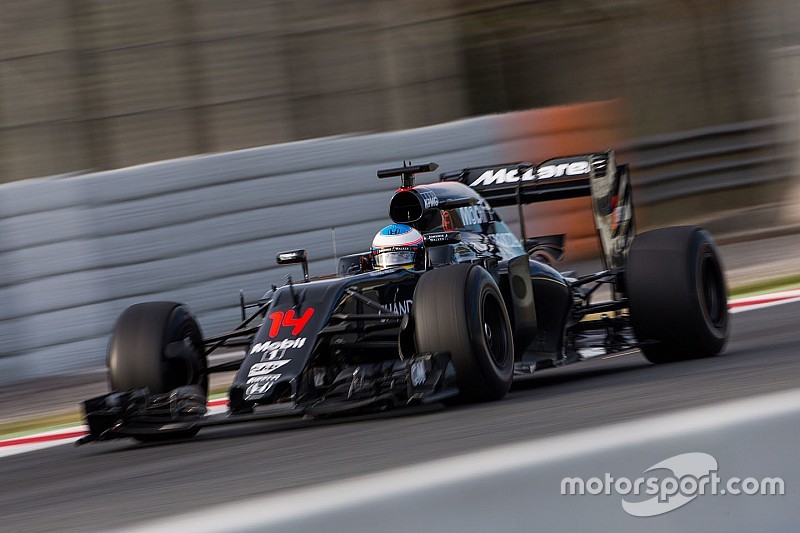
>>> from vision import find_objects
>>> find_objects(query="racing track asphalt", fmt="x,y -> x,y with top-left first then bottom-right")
0,301 -> 797,531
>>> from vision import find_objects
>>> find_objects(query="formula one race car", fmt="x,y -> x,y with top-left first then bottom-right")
78,150 -> 728,444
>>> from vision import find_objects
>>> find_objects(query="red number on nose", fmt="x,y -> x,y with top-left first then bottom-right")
267,311 -> 284,338
267,308 -> 315,338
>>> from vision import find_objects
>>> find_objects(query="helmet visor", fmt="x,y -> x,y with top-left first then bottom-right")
374,250 -> 416,269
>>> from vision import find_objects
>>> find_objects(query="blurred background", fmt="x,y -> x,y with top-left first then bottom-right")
2,0 -> 798,177
1,0 -> 800,383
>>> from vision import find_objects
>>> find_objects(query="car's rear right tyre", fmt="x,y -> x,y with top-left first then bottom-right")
413,264 -> 514,402
626,226 -> 728,364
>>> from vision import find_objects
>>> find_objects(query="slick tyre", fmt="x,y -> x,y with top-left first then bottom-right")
108,302 -> 207,395
626,226 -> 728,364
413,264 -> 514,402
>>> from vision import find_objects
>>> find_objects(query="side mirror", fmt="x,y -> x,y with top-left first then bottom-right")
337,252 -> 372,277
423,231 -> 462,247
276,249 -> 309,282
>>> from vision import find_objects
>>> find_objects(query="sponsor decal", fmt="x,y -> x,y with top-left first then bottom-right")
380,245 -> 416,253
247,375 -> 280,384
418,189 -> 439,209
469,167 -> 534,187
385,299 -> 413,315
246,374 -> 280,395
456,204 -> 489,226
383,225 -> 406,236
537,161 -> 591,179
266,308 -> 315,338
561,452 -> 785,517
469,160 -> 591,187
250,337 -> 306,355
249,360 -> 291,377
423,232 -> 454,245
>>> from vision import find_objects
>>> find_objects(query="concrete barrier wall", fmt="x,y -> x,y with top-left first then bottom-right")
0,103 -> 621,384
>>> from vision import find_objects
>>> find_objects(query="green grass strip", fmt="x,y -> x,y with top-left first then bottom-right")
0,412 -> 83,440
728,274 -> 800,298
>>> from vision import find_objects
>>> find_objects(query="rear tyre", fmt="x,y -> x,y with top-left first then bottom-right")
413,264 -> 514,402
108,302 -> 207,395
626,226 -> 728,364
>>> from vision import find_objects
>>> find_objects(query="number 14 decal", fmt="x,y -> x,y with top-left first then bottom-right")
267,308 -> 315,338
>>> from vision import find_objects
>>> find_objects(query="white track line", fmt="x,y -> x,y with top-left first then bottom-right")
729,288 -> 800,313
730,288 -> 800,305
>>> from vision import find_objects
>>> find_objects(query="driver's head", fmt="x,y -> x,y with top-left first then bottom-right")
371,224 -> 423,270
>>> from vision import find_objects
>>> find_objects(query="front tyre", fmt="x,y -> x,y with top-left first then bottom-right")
626,226 -> 728,364
108,302 -> 207,395
413,264 -> 514,402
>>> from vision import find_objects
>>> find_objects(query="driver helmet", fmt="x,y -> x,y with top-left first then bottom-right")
371,224 -> 423,270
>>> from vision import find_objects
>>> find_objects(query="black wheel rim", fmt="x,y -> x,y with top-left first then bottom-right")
699,251 -> 726,330
481,291 -> 510,367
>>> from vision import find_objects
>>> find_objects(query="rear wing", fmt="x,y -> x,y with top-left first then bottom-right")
440,150 -> 635,269
439,153 -> 606,205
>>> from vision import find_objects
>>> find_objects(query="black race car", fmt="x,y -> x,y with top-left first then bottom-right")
78,150 -> 728,444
